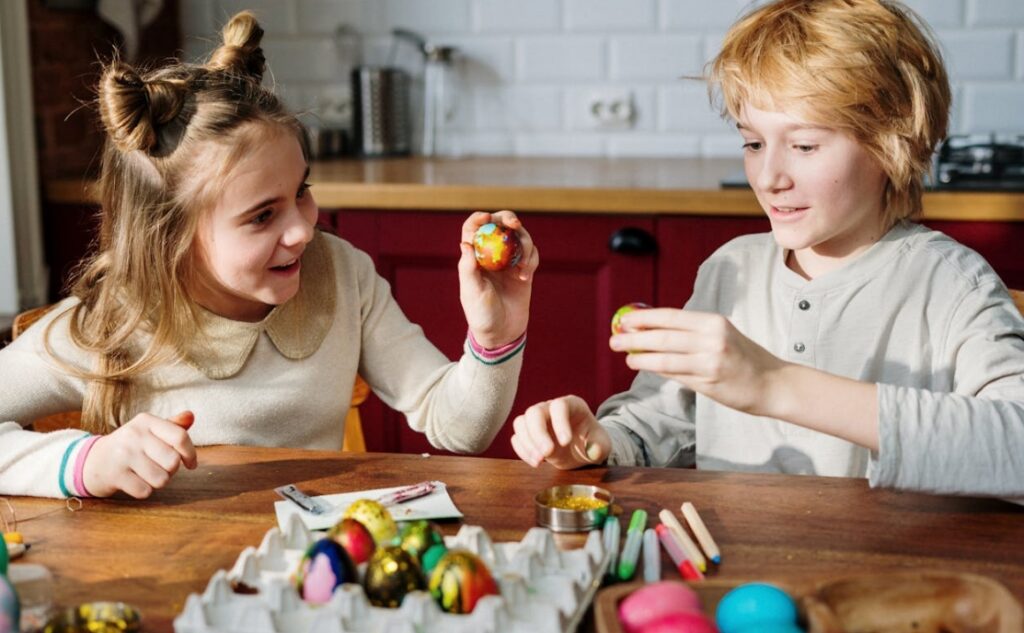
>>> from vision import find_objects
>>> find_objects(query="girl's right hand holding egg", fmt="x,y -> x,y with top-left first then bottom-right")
510,395 -> 611,470
82,411 -> 198,498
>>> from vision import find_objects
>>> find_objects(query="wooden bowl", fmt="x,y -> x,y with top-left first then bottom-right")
594,571 -> 1023,633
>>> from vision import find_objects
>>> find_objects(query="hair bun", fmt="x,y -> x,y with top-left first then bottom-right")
207,11 -> 266,82
98,61 -> 187,153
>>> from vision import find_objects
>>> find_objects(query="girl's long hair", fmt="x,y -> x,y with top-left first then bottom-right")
47,11 -> 308,432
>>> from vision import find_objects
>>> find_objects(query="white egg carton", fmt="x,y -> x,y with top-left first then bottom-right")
173,512 -> 610,633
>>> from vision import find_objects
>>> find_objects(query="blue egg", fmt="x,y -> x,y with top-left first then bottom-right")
715,583 -> 798,633
736,623 -> 804,633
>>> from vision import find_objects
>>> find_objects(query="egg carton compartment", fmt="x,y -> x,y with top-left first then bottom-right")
173,512 -> 610,633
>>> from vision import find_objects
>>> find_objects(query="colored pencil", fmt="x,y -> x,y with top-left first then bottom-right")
655,524 -> 703,581
681,502 -> 721,564
657,508 -> 707,572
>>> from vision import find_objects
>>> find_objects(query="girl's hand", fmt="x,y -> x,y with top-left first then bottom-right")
610,308 -> 787,417
459,210 -> 539,349
510,395 -> 610,469
82,411 -> 198,498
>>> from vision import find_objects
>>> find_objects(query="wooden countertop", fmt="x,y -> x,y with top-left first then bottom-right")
7,446 -> 1023,631
46,157 -> 1024,221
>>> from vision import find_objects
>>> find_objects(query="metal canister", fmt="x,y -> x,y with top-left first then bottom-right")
351,66 -> 411,157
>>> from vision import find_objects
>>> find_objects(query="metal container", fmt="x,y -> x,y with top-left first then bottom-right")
535,484 -> 613,533
351,66 -> 411,157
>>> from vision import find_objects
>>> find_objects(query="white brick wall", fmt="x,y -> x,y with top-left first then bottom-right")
181,0 -> 1024,158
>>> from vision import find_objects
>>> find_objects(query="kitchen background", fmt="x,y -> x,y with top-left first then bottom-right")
5,0 -> 1024,314
174,0 -> 1024,158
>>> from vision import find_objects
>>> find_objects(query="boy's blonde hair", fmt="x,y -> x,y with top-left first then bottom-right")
707,0 -> 950,228
48,11 -> 308,432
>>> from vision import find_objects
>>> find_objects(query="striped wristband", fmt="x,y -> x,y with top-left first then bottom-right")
72,435 -> 103,497
467,330 -> 527,365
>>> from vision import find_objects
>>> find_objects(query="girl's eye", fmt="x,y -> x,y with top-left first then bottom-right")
297,181 -> 312,199
742,141 -> 763,151
795,144 -> 817,153
251,209 -> 273,226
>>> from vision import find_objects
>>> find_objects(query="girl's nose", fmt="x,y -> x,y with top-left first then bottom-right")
282,206 -> 315,246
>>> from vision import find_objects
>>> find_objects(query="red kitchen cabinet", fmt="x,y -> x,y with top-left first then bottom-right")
334,210 -> 660,458
329,210 -> 1024,460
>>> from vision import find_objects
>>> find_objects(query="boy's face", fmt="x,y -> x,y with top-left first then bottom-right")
738,104 -> 888,274
190,127 -> 317,321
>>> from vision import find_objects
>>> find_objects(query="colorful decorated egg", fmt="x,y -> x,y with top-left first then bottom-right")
618,581 -> 703,633
0,537 -> 7,575
0,574 -> 19,633
715,583 -> 798,633
420,543 -> 448,575
294,538 -> 357,604
327,518 -> 376,565
363,545 -> 425,608
473,222 -> 522,272
342,499 -> 397,546
396,520 -> 444,565
611,302 -> 652,335
428,550 -> 500,614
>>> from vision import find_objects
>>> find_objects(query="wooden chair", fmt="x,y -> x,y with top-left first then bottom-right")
12,305 -> 369,452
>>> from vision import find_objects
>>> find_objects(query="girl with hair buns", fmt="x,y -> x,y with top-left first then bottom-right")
0,11 -> 538,499
511,0 -> 1024,498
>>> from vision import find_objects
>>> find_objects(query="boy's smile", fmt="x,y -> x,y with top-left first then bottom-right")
739,104 -> 889,279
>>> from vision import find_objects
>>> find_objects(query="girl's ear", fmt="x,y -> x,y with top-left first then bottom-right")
206,11 -> 266,83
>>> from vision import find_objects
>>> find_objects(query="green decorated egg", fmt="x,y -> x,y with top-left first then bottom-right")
611,302 -> 651,335
396,520 -> 444,565
363,545 -> 425,608
428,550 -> 500,614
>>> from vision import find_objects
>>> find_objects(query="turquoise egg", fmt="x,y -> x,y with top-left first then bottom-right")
736,624 -> 804,633
294,538 -> 357,604
715,583 -> 798,633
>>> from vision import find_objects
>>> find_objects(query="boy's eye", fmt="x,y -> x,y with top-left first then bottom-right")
794,144 -> 817,153
742,141 -> 763,151
251,209 -> 273,225
297,181 -> 312,199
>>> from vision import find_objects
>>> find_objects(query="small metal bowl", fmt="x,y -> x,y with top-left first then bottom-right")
43,601 -> 141,633
535,484 -> 613,533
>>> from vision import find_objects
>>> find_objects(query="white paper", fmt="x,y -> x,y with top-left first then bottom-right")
274,482 -> 463,532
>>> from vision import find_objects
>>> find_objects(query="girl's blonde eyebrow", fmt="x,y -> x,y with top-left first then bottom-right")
736,122 -> 830,133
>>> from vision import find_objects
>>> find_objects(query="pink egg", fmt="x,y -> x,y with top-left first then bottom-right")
618,581 -> 704,633
640,611 -> 719,633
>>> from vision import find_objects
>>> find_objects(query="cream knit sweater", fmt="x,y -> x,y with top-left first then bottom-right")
0,232 -> 524,498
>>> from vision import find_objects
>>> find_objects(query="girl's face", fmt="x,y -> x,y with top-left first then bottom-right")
739,103 -> 889,278
190,127 -> 317,321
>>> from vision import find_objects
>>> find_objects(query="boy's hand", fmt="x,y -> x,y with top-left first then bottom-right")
511,395 -> 611,469
610,308 -> 786,417
459,210 -> 539,349
82,410 -> 198,498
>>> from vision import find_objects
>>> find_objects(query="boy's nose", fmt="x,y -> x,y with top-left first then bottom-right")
754,151 -> 793,192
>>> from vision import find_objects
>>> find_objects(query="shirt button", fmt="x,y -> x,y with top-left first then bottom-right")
798,300 -> 811,310
794,342 -> 806,353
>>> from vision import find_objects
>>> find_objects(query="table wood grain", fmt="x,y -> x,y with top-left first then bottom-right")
6,446 -> 1023,632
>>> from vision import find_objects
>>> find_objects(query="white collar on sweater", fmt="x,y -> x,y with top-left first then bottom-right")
182,231 -> 336,379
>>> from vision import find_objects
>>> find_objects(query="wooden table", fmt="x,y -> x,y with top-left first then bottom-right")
6,446 -> 1024,631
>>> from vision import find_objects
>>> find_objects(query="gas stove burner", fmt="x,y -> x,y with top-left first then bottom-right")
935,134 -> 1024,190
